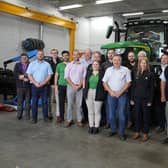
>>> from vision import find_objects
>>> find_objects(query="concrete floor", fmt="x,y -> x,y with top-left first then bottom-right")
0,111 -> 168,168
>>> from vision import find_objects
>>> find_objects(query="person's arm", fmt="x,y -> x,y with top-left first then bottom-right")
14,64 -> 24,80
114,82 -> 131,98
161,80 -> 166,102
103,82 -> 116,97
40,75 -> 52,87
147,73 -> 154,106
54,72 -> 59,91
28,74 -> 40,87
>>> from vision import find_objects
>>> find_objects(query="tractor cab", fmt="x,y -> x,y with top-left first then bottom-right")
101,19 -> 168,64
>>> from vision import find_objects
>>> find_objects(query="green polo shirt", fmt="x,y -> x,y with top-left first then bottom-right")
56,62 -> 67,86
89,73 -> 99,89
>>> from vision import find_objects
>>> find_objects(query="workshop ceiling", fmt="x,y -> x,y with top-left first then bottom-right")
48,0 -> 168,18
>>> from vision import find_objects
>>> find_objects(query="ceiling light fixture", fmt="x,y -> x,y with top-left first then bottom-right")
59,4 -> 83,10
96,0 -> 123,5
122,12 -> 144,17
162,10 -> 168,13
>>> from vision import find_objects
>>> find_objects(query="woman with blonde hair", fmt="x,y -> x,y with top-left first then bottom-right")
131,57 -> 154,141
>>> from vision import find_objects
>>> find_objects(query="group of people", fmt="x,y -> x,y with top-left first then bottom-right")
13,48 -> 168,144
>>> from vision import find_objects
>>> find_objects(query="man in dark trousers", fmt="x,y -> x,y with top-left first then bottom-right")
14,53 -> 31,120
27,50 -> 53,123
47,49 -> 61,120
154,54 -> 168,132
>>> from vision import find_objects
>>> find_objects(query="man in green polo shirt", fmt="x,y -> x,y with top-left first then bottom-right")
55,50 -> 70,123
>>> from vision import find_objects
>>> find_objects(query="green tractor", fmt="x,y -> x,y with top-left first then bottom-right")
101,19 -> 168,64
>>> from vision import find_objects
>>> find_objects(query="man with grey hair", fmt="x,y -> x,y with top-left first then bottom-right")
137,50 -> 147,61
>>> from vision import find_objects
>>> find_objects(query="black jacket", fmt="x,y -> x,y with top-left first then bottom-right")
47,57 -> 61,85
83,69 -> 106,101
14,62 -> 30,88
131,70 -> 154,103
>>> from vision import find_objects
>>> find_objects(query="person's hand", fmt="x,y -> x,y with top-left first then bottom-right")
161,96 -> 166,103
34,82 -> 41,87
130,100 -> 134,105
19,75 -> 24,80
109,90 -> 116,97
114,91 -> 122,98
147,102 -> 152,107
23,78 -> 29,82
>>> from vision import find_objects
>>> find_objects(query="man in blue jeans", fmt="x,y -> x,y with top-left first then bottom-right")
102,54 -> 131,140
27,50 -> 53,123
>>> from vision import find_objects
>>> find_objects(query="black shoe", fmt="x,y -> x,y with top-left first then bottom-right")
119,134 -> 127,141
107,131 -> 117,137
88,127 -> 94,134
48,115 -> 53,121
162,137 -> 168,144
17,116 -> 22,120
31,119 -> 37,124
155,127 -> 164,133
93,128 -> 99,134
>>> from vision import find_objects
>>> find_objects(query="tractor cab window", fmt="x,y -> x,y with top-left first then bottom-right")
127,24 -> 164,61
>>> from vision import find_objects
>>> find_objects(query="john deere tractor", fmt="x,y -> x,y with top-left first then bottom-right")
101,19 -> 168,64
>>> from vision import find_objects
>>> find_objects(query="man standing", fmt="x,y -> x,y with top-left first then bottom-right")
80,48 -> 93,68
101,49 -> 115,72
124,51 -> 136,128
103,54 -> 131,140
47,49 -> 61,120
160,53 -> 168,143
80,48 -> 93,123
101,49 -> 115,128
55,50 -> 70,123
154,54 -> 168,132
27,50 -> 53,123
14,53 -> 31,120
64,50 -> 86,127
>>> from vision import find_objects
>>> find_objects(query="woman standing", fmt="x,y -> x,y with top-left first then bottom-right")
84,61 -> 105,134
131,57 -> 154,141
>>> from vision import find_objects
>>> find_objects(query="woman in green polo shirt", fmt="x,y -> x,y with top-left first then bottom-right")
83,60 -> 105,134
55,50 -> 70,123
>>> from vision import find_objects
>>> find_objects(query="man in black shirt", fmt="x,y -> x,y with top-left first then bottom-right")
47,49 -> 61,120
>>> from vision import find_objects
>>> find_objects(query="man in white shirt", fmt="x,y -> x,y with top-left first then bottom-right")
160,53 -> 168,143
103,54 -> 131,140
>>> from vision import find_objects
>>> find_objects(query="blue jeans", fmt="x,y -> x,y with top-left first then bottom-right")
31,85 -> 48,121
107,93 -> 127,136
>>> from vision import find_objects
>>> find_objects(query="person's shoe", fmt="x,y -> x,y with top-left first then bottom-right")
44,118 -> 51,123
93,127 -> 99,134
76,122 -> 84,127
155,127 -> 164,133
56,116 -> 63,124
142,134 -> 149,142
88,127 -> 94,134
17,116 -> 22,120
119,134 -> 127,141
127,121 -> 133,129
133,132 -> 140,140
48,115 -> 53,121
107,131 -> 117,137
65,121 -> 73,128
31,119 -> 37,124
104,123 -> 110,129
162,137 -> 168,144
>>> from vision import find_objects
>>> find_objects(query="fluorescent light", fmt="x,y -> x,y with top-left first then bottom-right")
122,12 -> 144,17
162,10 -> 168,13
59,4 -> 83,10
96,0 -> 123,5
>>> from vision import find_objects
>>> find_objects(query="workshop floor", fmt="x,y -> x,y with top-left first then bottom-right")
0,109 -> 168,168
